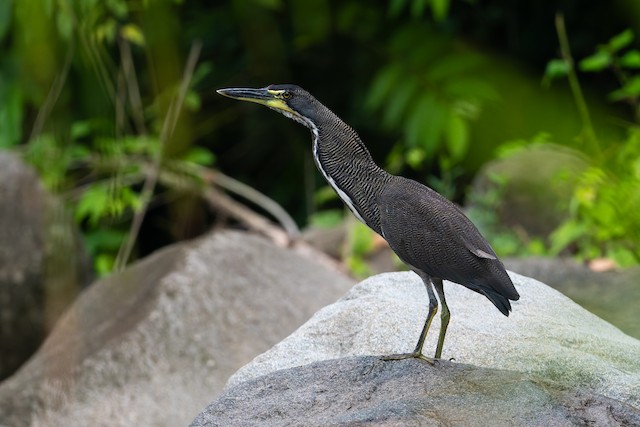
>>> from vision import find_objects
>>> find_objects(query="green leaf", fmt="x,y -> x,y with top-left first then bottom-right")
382,79 -> 418,128
121,23 -> 145,46
608,247 -> 637,267
579,50 -> 612,72
117,186 -> 143,212
191,62 -> 214,87
184,90 -> 202,111
95,253 -> 117,277
95,19 -> 117,43
406,94 -> 448,153
71,121 -> 93,139
182,146 -> 215,166
445,114 -> 469,161
619,50 -> 640,69
106,0 -> 129,18
384,142 -> 405,174
75,185 -> 111,225
346,255 -> 372,279
120,136 -> 159,155
75,183 -> 141,225
526,238 -> 547,256
56,8 -> 73,40
550,220 -> 587,255
405,94 -> 437,147
309,209 -> 343,228
609,76 -> 640,101
608,29 -> 634,52
406,147 -> 426,169
350,221 -> 375,256
84,228 -> 127,253
366,64 -> 402,110
542,59 -> 569,87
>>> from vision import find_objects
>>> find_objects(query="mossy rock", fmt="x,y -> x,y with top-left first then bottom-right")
469,144 -> 589,238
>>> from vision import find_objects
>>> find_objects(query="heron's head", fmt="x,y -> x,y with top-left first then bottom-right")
217,84 -> 320,129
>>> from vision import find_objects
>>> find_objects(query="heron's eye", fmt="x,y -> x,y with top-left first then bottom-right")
282,91 -> 291,99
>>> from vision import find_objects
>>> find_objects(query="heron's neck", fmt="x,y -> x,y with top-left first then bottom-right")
309,111 -> 391,234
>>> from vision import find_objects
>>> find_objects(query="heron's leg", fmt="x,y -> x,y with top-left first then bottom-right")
433,278 -> 450,359
382,273 -> 438,364
412,274 -> 438,355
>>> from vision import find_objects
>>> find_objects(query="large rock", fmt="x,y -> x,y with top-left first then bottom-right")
0,231 -> 354,427
194,271 -> 640,425
468,144 -> 589,238
0,153 -> 92,381
191,356 -> 639,427
505,257 -> 640,339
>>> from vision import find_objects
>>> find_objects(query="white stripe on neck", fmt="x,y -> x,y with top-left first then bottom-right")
311,127 -> 366,224
278,108 -> 366,224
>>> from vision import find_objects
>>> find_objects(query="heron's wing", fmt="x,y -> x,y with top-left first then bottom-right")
377,176 -> 519,309
461,235 -> 497,260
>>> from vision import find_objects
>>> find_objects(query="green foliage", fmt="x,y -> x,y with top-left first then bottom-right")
1,0 -> 213,275
75,184 -> 142,226
367,25 -> 497,178
546,28 -> 640,118
84,227 -> 127,276
466,166 -> 548,258
309,209 -> 343,228
542,59 -> 570,88
549,131 -> 640,266
344,220 -> 377,279
4,0 -> 640,278
389,0 -> 453,21
540,28 -> 640,266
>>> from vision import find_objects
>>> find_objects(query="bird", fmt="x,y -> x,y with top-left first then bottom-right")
217,84 -> 520,362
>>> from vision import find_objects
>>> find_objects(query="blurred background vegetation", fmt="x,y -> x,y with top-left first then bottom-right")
1,0 -> 640,276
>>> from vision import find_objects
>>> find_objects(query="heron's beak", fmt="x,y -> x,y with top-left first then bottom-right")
217,87 -> 294,114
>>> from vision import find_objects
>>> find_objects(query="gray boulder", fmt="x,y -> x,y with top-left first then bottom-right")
468,144 -> 589,238
0,231 -> 354,427
505,257 -> 640,339
191,356 -> 639,427
194,271 -> 640,425
0,153 -> 92,381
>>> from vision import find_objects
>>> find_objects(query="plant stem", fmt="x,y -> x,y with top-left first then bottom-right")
201,169 -> 300,239
555,12 -> 601,155
114,40 -> 202,271
30,40 -> 74,140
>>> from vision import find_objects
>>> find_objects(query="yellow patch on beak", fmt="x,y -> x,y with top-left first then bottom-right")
264,98 -> 295,114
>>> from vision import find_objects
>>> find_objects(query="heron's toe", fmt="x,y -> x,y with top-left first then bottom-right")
381,352 -> 435,365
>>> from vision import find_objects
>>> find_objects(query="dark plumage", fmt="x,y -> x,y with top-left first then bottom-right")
217,84 -> 520,360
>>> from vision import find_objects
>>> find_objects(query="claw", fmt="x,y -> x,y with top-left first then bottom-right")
381,352 -> 436,365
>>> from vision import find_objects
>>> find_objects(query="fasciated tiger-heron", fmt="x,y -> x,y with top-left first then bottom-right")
217,84 -> 520,362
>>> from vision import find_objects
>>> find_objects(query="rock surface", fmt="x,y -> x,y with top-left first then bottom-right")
0,153 -> 92,381
197,271 -> 640,425
0,231 -> 354,427
191,356 -> 640,427
468,144 -> 589,238
505,257 -> 640,339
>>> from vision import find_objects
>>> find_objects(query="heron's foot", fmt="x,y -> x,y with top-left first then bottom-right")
381,352 -> 436,365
